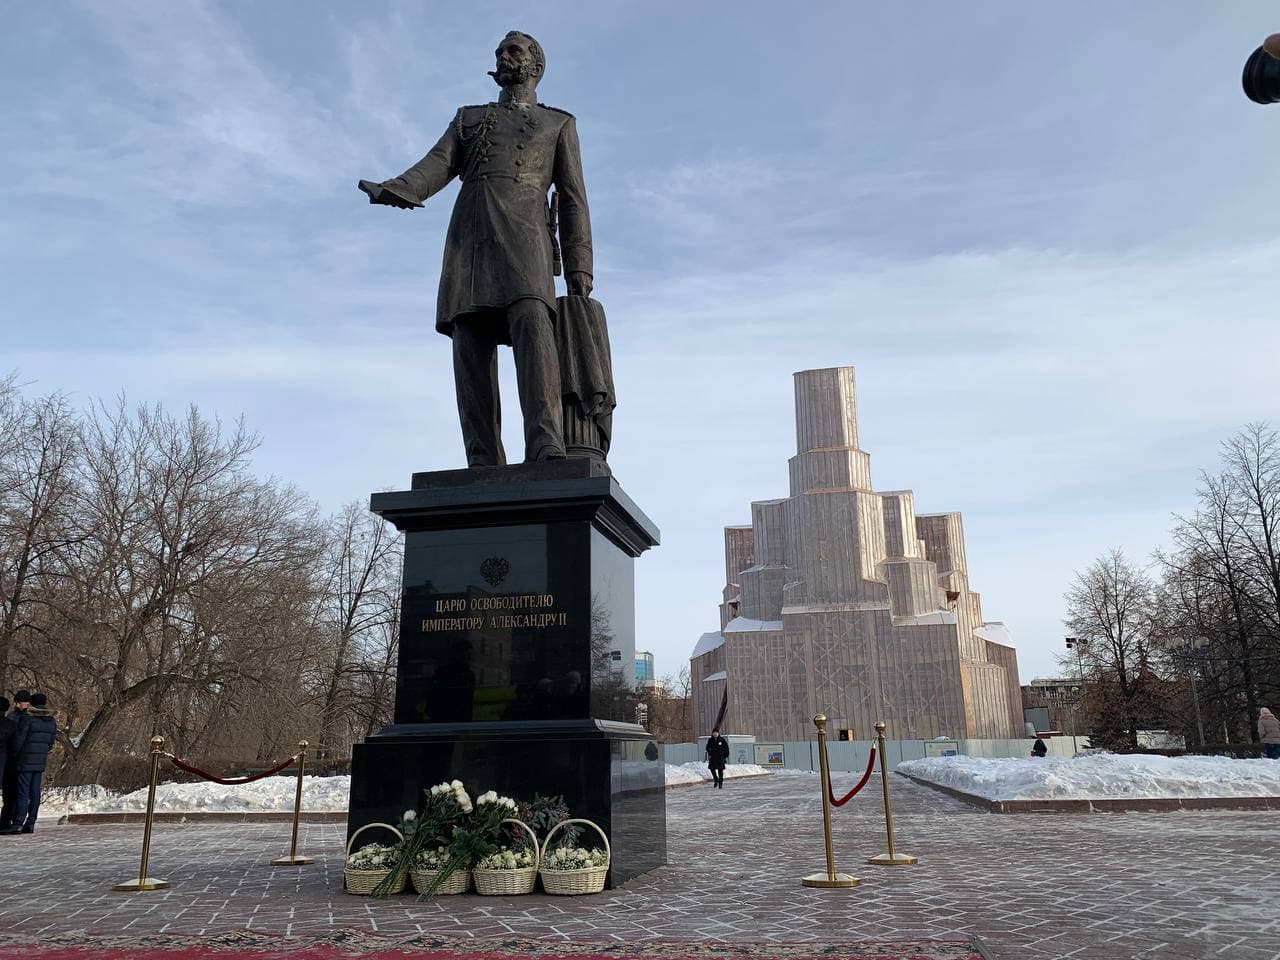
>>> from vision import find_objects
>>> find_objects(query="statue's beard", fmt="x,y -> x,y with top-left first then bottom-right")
490,60 -> 536,87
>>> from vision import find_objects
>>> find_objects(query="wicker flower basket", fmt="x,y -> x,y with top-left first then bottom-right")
538,818 -> 610,896
344,822 -> 406,896
410,866 -> 471,895
473,818 -> 540,896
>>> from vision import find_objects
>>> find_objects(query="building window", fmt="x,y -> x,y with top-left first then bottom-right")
838,729 -> 854,741
610,650 -> 622,661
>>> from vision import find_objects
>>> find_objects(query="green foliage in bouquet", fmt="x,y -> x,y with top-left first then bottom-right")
417,789 -> 520,897
518,793 -> 579,845
371,780 -> 472,898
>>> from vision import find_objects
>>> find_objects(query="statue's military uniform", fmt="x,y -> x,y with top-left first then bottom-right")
388,101 -> 592,337
384,100 -> 592,466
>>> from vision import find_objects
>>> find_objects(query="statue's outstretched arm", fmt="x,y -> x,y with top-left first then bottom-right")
359,115 -> 462,210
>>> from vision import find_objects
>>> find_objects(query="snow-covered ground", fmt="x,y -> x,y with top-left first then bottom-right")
41,763 -> 775,819
898,753 -> 1280,801
40,775 -> 352,819
665,762 -> 771,785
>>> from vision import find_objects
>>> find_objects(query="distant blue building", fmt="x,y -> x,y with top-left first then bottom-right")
635,650 -> 656,688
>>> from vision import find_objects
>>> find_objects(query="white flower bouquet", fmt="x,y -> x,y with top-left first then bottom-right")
347,842 -> 399,871
472,817 -> 540,896
538,818 -> 611,896
401,782 -> 478,896
476,846 -> 536,870
344,822 -> 406,896
429,779 -> 474,814
409,840 -> 470,895
543,846 -> 608,870
374,784 -> 474,898
476,790 -> 518,814
412,845 -> 451,870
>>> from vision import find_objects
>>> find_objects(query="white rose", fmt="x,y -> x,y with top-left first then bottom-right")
403,810 -> 416,821
451,779 -> 463,789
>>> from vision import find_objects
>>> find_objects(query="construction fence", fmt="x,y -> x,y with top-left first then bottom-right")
661,735 -> 1080,772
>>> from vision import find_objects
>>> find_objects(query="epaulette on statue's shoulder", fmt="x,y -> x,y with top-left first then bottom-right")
457,103 -> 495,117
538,104 -> 576,119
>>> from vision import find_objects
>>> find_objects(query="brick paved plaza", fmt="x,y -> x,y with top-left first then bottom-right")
1,775 -> 1277,960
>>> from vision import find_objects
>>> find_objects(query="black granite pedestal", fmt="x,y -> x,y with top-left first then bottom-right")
348,459 -> 665,886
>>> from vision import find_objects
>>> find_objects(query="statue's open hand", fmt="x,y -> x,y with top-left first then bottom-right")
567,272 -> 593,297
358,179 -> 422,210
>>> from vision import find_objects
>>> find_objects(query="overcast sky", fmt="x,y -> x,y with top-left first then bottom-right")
5,2 -> 1280,684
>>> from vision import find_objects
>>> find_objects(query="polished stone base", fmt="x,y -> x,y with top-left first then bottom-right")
348,720 -> 666,886
350,461 -> 665,887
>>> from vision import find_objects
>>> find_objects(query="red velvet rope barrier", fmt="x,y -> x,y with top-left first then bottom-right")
166,752 -> 298,786
828,747 -> 877,807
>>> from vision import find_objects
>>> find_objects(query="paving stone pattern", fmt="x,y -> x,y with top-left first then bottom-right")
2,776 -> 1278,960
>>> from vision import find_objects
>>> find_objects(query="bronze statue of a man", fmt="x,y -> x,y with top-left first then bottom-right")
360,31 -> 593,467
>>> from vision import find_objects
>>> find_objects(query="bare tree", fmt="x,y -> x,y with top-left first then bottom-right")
33,399 -> 322,780
1061,549 -> 1163,750
313,502 -> 400,760
348,564 -> 401,743
636,665 -> 693,743
0,386 -> 79,693
1155,425 -> 1280,744
0,378 -> 408,787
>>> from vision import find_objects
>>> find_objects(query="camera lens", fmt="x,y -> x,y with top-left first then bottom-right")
1243,45 -> 1280,104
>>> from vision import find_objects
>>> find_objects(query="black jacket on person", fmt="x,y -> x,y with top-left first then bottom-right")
0,714 -> 16,782
11,708 -> 56,773
705,735 -> 730,769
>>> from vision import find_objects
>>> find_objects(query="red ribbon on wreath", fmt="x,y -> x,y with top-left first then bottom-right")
167,752 -> 298,786
828,747 -> 877,807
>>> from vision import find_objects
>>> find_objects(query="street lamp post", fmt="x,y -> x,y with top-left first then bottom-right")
1185,638 -> 1206,749
1065,637 -> 1085,752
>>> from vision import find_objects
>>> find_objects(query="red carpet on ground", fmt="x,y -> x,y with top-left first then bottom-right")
0,929 -> 986,960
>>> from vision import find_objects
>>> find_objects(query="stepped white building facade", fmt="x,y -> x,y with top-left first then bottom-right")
690,367 -> 1022,742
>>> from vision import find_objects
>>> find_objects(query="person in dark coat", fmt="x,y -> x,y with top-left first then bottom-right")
705,727 -> 730,789
2,692 -> 56,834
1031,737 -> 1048,758
1259,707 -> 1280,759
0,698 -> 15,827
361,30 -> 594,467
0,691 -> 30,830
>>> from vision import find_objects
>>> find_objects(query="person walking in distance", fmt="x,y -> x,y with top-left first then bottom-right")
706,727 -> 730,789
1259,707 -> 1280,760
0,691 -> 30,830
1,692 -> 56,835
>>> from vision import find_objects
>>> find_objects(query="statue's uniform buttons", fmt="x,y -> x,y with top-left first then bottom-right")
515,159 -> 523,166
516,143 -> 524,150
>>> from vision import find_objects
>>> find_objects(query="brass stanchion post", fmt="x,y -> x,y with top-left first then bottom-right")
866,720 -> 917,866
112,735 -> 170,892
272,739 -> 314,866
801,714 -> 859,888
